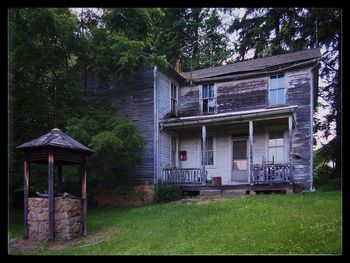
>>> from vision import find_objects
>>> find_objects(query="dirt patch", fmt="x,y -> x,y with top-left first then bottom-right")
170,196 -> 243,205
8,227 -> 119,254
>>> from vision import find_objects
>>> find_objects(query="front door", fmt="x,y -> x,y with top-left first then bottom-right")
232,140 -> 248,183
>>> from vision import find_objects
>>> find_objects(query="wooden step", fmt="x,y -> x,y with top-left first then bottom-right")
222,190 -> 247,197
200,190 -> 222,196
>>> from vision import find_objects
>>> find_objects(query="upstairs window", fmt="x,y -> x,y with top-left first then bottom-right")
201,136 -> 214,166
202,84 -> 216,113
268,131 -> 285,163
171,82 -> 177,114
269,74 -> 285,105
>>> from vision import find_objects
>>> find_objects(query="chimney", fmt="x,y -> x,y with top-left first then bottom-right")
175,59 -> 182,73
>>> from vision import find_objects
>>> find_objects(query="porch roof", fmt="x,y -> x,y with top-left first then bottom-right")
160,105 -> 297,129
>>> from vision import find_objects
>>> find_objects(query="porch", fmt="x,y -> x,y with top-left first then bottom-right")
159,105 -> 297,188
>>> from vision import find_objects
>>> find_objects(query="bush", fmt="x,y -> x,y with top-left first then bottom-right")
155,180 -> 182,203
314,163 -> 334,186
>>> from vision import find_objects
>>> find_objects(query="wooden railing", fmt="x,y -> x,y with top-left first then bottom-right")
162,168 -> 206,184
253,164 -> 291,184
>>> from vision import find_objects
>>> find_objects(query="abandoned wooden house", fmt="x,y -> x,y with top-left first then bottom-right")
86,48 -> 321,198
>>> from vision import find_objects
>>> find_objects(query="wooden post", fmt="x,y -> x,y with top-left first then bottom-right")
23,161 -> 30,239
288,115 -> 293,184
48,151 -> 55,242
202,125 -> 206,185
57,164 -> 62,193
249,121 -> 254,185
82,158 -> 87,236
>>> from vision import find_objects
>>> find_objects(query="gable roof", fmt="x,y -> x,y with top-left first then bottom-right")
17,128 -> 93,154
181,48 -> 321,80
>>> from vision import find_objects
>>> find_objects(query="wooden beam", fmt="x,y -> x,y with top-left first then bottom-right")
249,121 -> 253,185
82,158 -> 87,236
57,164 -> 62,193
201,125 -> 206,185
48,151 -> 55,242
288,115 -> 293,184
23,161 -> 30,239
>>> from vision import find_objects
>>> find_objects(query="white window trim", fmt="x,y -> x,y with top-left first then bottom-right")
199,83 -> 217,115
268,74 -> 286,106
169,79 -> 179,115
170,135 -> 179,167
264,126 -> 288,164
197,134 -> 216,169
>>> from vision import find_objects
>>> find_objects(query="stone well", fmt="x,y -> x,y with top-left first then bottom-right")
28,196 -> 82,241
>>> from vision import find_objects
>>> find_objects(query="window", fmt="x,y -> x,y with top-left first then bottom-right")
171,82 -> 177,114
201,136 -> 214,165
269,74 -> 285,105
268,131 -> 285,163
171,136 -> 177,166
202,84 -> 216,113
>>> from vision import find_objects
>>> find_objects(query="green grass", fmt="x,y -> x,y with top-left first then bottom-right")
9,186 -> 341,255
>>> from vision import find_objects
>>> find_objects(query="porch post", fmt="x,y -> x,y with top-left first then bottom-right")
82,157 -> 88,236
249,121 -> 254,185
23,160 -> 30,239
288,115 -> 293,184
202,125 -> 206,185
48,151 -> 55,242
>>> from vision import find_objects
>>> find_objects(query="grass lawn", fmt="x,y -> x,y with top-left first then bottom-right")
8,183 -> 342,255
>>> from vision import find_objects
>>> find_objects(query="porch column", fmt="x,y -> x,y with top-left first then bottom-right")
23,160 -> 30,239
249,120 -> 253,185
48,151 -> 55,242
288,115 -> 293,184
82,158 -> 88,236
202,125 -> 206,185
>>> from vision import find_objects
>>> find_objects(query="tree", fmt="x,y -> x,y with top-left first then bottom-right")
229,8 -> 341,177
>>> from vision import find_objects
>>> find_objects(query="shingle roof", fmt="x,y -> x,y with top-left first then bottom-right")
17,128 -> 93,154
181,48 -> 321,80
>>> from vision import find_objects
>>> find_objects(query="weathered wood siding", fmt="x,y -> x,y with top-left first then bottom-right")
286,69 -> 312,186
216,78 -> 268,113
86,69 -> 155,185
178,86 -> 200,117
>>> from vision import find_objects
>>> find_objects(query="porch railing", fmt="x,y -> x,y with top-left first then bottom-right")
253,163 -> 291,184
162,168 -> 206,184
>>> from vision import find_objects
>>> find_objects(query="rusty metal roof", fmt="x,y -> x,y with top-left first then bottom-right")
17,128 -> 93,154
181,48 -> 321,80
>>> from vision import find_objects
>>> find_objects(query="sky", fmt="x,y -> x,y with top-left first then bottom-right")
70,8 -> 335,150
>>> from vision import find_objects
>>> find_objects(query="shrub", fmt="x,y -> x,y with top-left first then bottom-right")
314,163 -> 334,186
155,180 -> 182,203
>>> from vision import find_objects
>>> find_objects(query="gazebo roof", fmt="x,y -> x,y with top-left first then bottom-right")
17,128 -> 93,154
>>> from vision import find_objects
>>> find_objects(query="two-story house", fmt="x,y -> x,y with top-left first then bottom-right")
87,48 -> 321,198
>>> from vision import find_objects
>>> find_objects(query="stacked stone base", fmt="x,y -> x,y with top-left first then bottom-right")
28,197 -> 82,241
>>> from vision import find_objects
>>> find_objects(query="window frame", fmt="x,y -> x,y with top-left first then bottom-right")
170,136 -> 177,166
170,82 -> 178,115
269,74 -> 286,106
201,83 -> 216,114
267,130 -> 286,164
200,135 -> 215,166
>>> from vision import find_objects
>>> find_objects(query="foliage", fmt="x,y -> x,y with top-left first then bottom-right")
153,8 -> 232,71
313,138 -> 337,169
9,191 -> 341,254
314,163 -> 334,186
64,97 -> 146,197
155,180 -> 182,203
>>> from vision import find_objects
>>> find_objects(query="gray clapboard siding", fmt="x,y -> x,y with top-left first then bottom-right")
86,69 -> 155,185
286,70 -> 312,185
